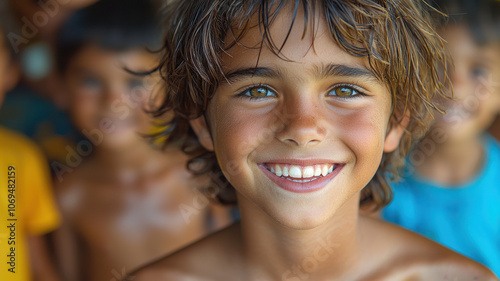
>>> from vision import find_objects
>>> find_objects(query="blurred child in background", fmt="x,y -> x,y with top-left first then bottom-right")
0,0 -> 102,173
0,2 -> 62,280
52,0 -> 231,280
382,0 -> 500,276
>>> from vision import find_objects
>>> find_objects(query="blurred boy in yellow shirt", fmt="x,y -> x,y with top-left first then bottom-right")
0,2 -> 61,281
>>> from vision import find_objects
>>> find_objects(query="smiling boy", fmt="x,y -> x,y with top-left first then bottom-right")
130,0 -> 498,280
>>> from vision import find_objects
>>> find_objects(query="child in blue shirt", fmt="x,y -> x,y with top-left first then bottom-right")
383,0 -> 500,276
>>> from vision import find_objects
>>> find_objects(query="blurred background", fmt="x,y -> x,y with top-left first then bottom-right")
0,1 -> 236,280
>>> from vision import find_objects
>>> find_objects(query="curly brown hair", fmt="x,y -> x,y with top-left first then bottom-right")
152,0 -> 450,210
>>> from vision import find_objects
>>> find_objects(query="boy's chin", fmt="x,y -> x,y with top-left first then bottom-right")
238,184 -> 359,231
276,216 -> 332,231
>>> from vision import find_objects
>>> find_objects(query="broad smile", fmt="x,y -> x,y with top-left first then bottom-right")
259,161 -> 344,193
266,163 -> 335,180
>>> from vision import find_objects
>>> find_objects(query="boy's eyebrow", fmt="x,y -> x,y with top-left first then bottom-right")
222,64 -> 378,84
315,64 -> 378,81
223,67 -> 280,84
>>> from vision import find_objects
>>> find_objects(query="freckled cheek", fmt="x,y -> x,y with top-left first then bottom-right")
210,107 -> 271,177
334,107 -> 387,168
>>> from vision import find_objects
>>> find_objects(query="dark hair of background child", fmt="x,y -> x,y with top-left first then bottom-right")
0,0 -> 20,58
431,0 -> 500,45
152,0 -> 451,210
56,0 -> 162,74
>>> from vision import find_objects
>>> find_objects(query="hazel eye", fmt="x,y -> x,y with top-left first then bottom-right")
251,87 -> 268,97
471,66 -> 489,80
81,76 -> 102,91
327,85 -> 363,98
128,78 -> 144,89
239,85 -> 277,99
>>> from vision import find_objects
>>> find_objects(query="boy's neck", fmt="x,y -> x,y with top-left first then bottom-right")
236,194 -> 362,280
415,135 -> 485,185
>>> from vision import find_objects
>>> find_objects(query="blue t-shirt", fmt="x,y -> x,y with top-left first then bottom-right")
383,135 -> 500,276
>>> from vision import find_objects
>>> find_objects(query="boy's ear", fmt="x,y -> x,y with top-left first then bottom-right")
189,116 -> 215,151
383,110 -> 410,153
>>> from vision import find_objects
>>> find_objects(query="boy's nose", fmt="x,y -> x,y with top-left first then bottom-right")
102,85 -> 123,105
276,98 -> 327,147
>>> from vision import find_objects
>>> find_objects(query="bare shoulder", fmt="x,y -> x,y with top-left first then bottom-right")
359,216 -> 498,281
126,223 -> 242,281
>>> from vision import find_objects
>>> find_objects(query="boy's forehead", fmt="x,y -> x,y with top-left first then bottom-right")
443,25 -> 500,65
68,44 -> 158,71
223,5 -> 372,78
441,25 -> 477,55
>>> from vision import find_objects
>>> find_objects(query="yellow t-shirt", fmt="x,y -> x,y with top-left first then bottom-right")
0,126 -> 61,281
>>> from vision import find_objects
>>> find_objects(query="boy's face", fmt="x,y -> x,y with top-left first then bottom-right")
436,25 -> 500,141
64,44 -> 160,149
192,9 -> 404,229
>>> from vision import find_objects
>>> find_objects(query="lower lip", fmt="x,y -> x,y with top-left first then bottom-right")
259,164 -> 344,193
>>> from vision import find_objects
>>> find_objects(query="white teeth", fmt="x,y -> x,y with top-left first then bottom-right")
288,178 -> 316,183
282,166 -> 289,177
302,166 -> 314,178
268,163 -> 336,179
314,166 -> 322,177
289,166 -> 302,178
321,166 -> 329,176
275,165 -> 282,177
